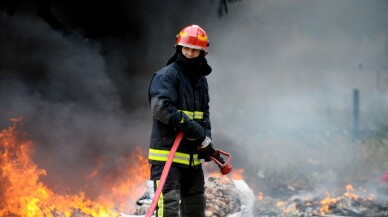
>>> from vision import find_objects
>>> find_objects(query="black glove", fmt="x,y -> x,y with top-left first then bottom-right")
179,112 -> 206,143
198,143 -> 216,162
198,142 -> 225,164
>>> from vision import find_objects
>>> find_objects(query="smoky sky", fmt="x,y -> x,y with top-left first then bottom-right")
1,0 -> 388,200
206,0 -> 388,196
0,0 -> 236,197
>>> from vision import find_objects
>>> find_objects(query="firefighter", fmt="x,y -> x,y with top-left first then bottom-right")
148,24 -> 224,217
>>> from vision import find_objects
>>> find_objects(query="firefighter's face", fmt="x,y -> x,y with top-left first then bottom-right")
181,46 -> 201,59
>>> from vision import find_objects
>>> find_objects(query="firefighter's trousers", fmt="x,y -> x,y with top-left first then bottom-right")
151,164 -> 206,217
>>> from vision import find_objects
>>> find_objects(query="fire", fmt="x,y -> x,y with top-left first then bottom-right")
257,192 -> 263,200
98,147 -> 150,212
275,184 -> 376,215
316,184 -> 375,215
0,118 -> 149,217
319,193 -> 341,214
206,166 -> 244,180
231,168 -> 244,180
276,201 -> 299,214
343,184 -> 359,201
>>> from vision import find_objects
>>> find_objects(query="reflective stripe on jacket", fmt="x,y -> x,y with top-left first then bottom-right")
148,148 -> 202,166
148,60 -> 211,167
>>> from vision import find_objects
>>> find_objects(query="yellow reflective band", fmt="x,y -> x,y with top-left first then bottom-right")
180,110 -> 194,119
194,111 -> 204,119
156,180 -> 164,216
179,31 -> 188,37
197,35 -> 208,41
179,110 -> 204,120
149,149 -> 201,166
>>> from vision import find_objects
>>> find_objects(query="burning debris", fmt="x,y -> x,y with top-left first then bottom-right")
254,184 -> 388,217
204,176 -> 242,216
0,118 -> 256,217
2,119 -> 388,217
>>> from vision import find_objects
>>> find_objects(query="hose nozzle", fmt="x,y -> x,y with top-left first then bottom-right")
210,149 -> 232,175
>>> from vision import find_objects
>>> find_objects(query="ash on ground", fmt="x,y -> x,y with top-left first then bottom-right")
253,185 -> 388,217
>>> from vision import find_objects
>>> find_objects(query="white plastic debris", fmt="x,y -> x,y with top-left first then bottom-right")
228,180 -> 256,217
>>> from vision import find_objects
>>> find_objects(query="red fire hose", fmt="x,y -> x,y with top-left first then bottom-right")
145,132 -> 232,216
145,131 -> 184,217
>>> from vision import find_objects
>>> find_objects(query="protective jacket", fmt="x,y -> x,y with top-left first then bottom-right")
148,52 -> 212,168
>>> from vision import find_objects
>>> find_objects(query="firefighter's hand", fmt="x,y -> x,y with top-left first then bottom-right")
198,137 -> 223,163
179,112 -> 206,144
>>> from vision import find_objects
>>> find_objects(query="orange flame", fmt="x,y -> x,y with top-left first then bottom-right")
343,184 -> 359,202
276,201 -> 286,207
99,147 -> 150,212
205,164 -> 244,180
257,192 -> 263,200
203,164 -> 246,192
231,168 -> 244,180
316,184 -> 374,214
0,118 -> 149,216
319,193 -> 341,214
276,184 -> 376,215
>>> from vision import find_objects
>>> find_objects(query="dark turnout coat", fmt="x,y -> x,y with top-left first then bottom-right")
148,54 -> 212,168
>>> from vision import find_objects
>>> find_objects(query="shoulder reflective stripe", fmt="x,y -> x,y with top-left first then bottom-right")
178,110 -> 204,120
149,149 -> 201,166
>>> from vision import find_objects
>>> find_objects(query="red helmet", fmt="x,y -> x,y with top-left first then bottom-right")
176,24 -> 209,54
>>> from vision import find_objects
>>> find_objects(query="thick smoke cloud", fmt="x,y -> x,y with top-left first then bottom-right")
0,0 -> 225,197
0,14 -> 148,193
1,0 -> 387,199
206,0 -> 388,196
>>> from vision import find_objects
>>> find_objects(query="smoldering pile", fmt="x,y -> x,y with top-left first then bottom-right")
253,185 -> 388,217
204,176 -> 242,216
